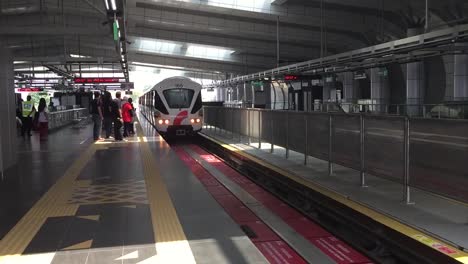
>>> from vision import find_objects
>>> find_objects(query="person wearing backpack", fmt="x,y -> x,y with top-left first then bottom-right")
122,97 -> 134,138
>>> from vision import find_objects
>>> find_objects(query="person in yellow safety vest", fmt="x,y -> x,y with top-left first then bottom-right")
21,95 -> 36,137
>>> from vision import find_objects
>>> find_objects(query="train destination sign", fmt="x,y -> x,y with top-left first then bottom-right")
74,78 -> 122,83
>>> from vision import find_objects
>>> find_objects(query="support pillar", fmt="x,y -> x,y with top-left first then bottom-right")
322,76 -> 337,102
0,44 -> 18,174
406,28 -> 425,116
370,67 -> 390,113
453,47 -> 468,102
342,72 -> 358,103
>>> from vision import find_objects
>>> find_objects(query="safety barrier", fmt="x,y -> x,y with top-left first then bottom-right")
48,108 -> 89,130
203,106 -> 468,204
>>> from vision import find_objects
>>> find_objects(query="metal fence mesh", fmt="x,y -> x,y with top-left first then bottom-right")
202,106 -> 468,203
288,112 -> 306,153
364,116 -> 405,183
272,111 -> 288,148
306,113 -> 330,161
410,119 -> 468,203
332,114 -> 361,170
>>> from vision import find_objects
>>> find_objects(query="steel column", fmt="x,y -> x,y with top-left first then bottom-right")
286,111 -> 289,159
248,109 -> 251,145
304,114 -> 308,165
270,111 -> 274,153
360,115 -> 367,187
328,114 -> 333,176
404,117 -> 414,204
258,110 -> 262,149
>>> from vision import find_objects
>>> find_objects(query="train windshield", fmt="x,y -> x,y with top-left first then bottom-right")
163,88 -> 195,109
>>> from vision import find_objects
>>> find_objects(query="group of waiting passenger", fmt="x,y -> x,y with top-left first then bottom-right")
18,95 -> 49,141
90,91 -> 135,141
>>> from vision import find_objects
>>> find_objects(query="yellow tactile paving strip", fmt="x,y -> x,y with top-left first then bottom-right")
0,122 -> 195,264
136,123 -> 196,263
0,144 -> 99,263
201,133 -> 468,264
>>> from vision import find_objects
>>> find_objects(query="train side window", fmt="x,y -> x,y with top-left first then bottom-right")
154,91 -> 169,114
191,92 -> 202,114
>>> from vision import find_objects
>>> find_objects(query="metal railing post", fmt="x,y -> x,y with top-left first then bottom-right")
360,114 -> 367,187
404,117 -> 414,204
270,111 -> 274,153
258,110 -> 262,149
286,111 -> 289,159
239,108 -> 242,142
304,114 -> 308,165
231,108 -> 234,139
328,114 -> 333,176
397,104 -> 401,116
248,109 -> 251,145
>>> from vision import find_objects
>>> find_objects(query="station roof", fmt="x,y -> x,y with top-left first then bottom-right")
2,0 -> 468,88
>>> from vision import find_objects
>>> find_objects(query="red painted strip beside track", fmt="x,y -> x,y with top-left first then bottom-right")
174,144 -> 373,264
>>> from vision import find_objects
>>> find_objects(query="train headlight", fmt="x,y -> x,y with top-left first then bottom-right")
164,119 -> 170,125
190,118 -> 195,124
196,118 -> 201,123
158,119 -> 163,125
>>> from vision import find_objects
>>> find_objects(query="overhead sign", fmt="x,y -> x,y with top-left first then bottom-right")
113,21 -> 119,41
74,78 -> 121,84
17,88 -> 44,92
284,75 -> 299,81
121,82 -> 134,89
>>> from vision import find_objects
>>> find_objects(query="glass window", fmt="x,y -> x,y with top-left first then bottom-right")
154,91 -> 169,114
163,88 -> 195,109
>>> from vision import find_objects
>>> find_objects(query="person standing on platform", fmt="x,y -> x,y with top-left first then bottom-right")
122,97 -> 133,138
90,91 -> 104,141
21,95 -> 36,137
128,98 -> 135,135
111,96 -> 123,141
37,98 -> 49,141
102,92 -> 113,139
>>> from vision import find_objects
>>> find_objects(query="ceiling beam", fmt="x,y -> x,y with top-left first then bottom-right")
134,2 -> 368,44
0,26 -> 108,36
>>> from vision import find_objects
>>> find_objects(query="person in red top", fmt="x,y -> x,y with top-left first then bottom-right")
122,97 -> 134,138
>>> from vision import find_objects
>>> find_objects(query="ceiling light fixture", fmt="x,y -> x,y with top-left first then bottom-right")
110,0 -> 117,11
104,0 -> 109,10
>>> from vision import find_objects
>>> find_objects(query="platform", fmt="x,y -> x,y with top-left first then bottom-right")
201,127 -> 468,264
0,119 -> 268,264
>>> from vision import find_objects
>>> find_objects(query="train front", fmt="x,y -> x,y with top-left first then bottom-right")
154,80 -> 203,136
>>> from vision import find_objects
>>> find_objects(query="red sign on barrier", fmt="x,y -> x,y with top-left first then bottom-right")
17,88 -> 44,92
74,78 -> 121,83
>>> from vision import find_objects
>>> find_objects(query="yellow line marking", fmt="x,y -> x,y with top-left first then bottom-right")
0,144 -> 97,262
61,239 -> 93,251
136,123 -> 196,263
201,133 -> 468,263
121,205 -> 137,209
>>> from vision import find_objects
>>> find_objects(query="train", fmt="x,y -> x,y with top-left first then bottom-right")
139,77 -> 203,136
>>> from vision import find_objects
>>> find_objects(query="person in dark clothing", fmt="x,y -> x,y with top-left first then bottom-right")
129,98 -> 135,134
21,96 -> 36,137
102,92 -> 114,139
90,92 -> 103,141
37,98 -> 49,141
110,99 -> 123,141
